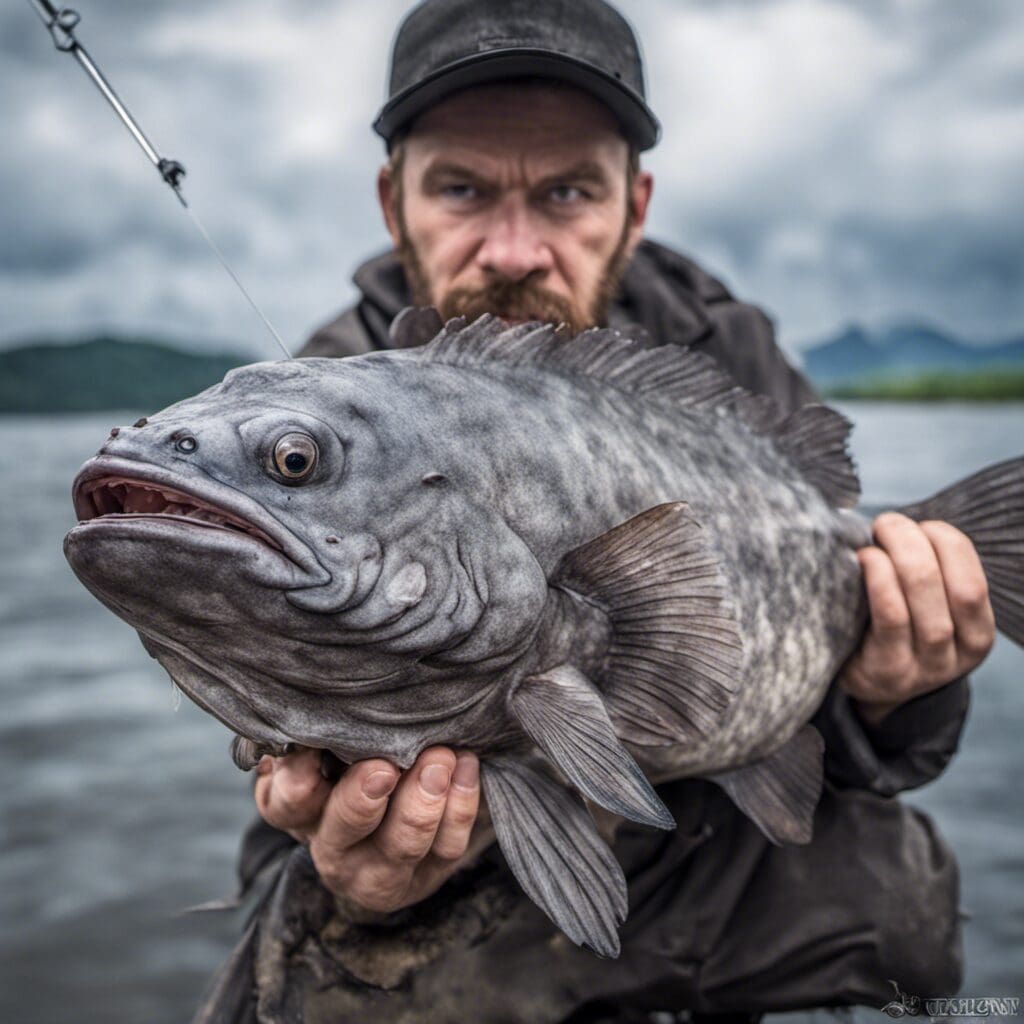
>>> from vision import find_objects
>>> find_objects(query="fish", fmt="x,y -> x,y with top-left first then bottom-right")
63,312 -> 1024,958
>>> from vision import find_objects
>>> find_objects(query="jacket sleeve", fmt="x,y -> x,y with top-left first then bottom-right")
704,294 -> 972,794
812,676 -> 970,795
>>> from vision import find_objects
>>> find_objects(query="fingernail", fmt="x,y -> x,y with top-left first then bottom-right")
363,770 -> 397,799
452,755 -> 478,791
420,762 -> 451,796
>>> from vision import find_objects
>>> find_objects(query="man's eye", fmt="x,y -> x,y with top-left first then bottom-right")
549,185 -> 586,204
441,184 -> 479,201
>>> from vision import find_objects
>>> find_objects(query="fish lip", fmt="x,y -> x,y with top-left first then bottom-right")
71,455 -> 327,582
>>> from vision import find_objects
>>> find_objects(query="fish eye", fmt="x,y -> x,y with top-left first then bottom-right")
272,432 -> 319,482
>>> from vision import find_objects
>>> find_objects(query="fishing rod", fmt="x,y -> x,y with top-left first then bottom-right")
26,0 -> 293,360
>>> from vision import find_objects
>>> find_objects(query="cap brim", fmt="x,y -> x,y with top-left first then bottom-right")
373,49 -> 660,151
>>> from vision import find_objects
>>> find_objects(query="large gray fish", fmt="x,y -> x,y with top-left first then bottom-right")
64,313 -> 1024,957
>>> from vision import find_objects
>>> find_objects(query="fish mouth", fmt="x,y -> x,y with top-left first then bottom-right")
79,475 -> 283,549
71,456 -> 325,580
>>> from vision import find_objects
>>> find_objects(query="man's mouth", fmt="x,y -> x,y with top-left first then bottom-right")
78,475 -> 282,550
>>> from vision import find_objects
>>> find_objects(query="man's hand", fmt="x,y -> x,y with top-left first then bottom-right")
255,745 -> 488,914
840,513 -> 995,726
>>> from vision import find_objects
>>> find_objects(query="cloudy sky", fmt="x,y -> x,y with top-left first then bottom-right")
2,0 -> 1022,357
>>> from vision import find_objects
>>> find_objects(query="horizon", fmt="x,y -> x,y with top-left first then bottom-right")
4,316 -> 1024,360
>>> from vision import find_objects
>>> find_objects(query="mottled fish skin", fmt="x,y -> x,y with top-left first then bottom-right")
67,334 -> 859,771
64,315 -> 957,954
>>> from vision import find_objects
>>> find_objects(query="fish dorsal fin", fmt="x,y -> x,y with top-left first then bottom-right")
772,405 -> 859,508
420,314 -> 735,407
510,664 -> 674,830
480,756 -> 628,957
419,314 -> 859,508
389,305 -> 444,348
708,724 -> 824,844
553,502 -> 742,747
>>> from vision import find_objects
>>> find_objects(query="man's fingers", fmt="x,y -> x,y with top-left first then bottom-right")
858,545 -> 912,653
311,757 -> 400,863
255,747 -> 332,836
371,746 -> 456,865
431,751 -> 480,861
873,513 -> 955,667
850,545 -> 916,705
847,516 -> 995,722
919,520 -> 995,663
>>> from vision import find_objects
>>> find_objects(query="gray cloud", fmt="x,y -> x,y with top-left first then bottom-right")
2,0 -> 1022,355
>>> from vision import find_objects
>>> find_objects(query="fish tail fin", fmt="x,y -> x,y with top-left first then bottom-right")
899,455 -> 1024,646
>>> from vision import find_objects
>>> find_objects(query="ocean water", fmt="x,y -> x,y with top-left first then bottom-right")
0,403 -> 1022,1023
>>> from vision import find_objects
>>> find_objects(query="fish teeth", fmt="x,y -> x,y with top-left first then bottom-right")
80,474 -> 282,550
123,486 -> 164,514
190,508 -> 223,524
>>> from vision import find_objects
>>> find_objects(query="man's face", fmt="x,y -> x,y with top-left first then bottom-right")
378,83 -> 653,333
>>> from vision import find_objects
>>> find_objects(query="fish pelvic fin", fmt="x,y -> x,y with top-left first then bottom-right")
480,756 -> 627,958
510,664 -> 675,830
898,454 -> 1024,646
708,724 -> 824,845
553,502 -> 743,747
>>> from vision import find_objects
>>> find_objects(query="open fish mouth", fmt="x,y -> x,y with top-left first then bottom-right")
70,456 -> 326,580
78,475 -> 282,550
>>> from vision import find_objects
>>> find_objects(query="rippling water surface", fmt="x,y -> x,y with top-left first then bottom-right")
1,403 -> 1022,1022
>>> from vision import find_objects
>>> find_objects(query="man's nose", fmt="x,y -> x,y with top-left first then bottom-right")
475,198 -> 553,282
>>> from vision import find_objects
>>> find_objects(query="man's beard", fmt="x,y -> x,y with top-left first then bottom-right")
396,211 -> 633,336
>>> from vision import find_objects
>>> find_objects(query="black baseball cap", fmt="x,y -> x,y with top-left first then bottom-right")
373,0 -> 660,151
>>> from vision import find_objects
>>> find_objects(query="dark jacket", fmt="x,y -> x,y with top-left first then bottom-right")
204,240 -> 968,1024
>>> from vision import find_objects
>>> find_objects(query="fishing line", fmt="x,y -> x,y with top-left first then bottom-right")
181,203 -> 291,359
27,0 -> 293,360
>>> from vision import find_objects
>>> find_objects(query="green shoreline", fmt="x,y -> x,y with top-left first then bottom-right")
3,337 -> 1024,411
823,368 -> 1024,402
0,337 -> 248,414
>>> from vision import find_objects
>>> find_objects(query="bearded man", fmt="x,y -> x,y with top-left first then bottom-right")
219,1 -> 994,1020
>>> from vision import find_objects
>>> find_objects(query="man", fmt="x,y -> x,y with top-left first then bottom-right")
227,1 -> 995,1019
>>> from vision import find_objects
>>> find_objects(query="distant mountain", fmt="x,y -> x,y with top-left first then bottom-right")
0,335 -> 252,413
802,323 -> 1024,388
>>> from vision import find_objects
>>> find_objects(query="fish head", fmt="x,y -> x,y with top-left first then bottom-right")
63,356 -> 548,759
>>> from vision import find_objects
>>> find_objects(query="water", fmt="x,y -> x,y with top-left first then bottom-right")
1,404 -> 1022,1023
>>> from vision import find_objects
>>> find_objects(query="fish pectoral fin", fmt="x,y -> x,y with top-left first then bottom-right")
510,664 -> 674,830
708,724 -> 824,845
480,756 -> 627,958
553,502 -> 743,747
